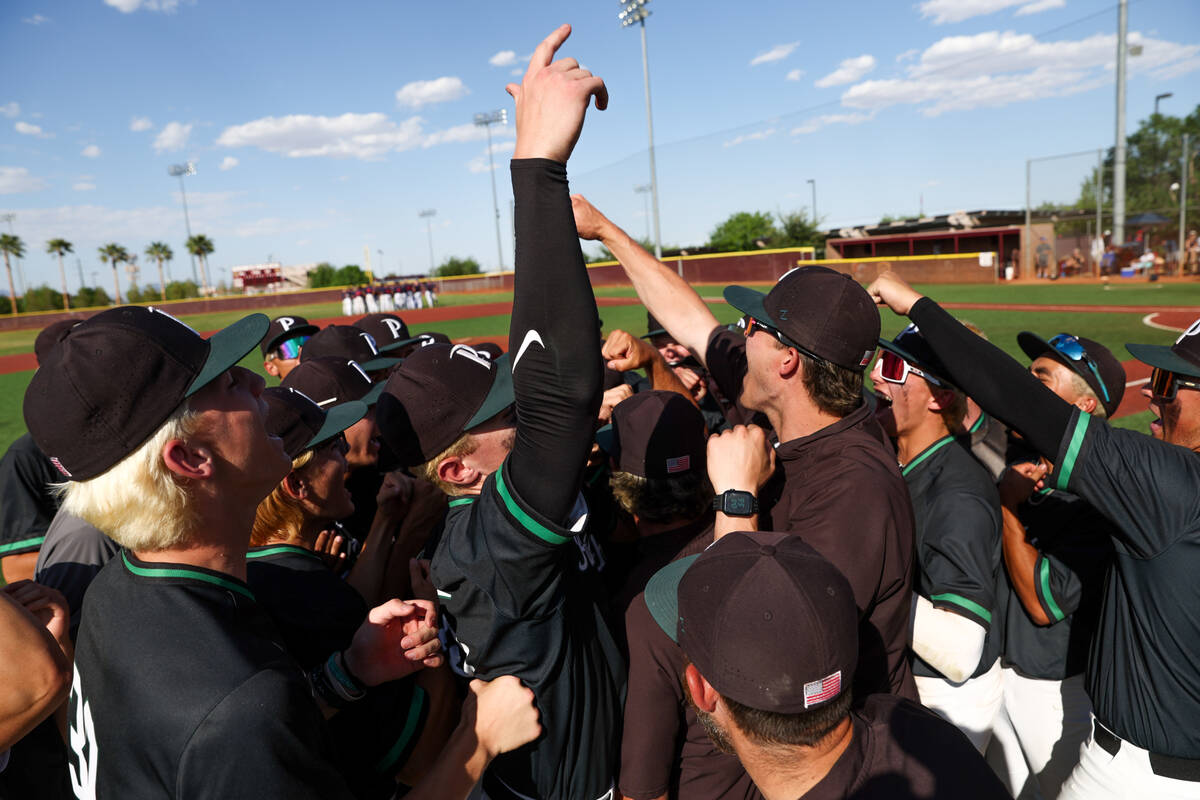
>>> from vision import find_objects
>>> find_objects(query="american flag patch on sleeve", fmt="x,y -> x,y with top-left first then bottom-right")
666,455 -> 690,474
803,671 -> 841,708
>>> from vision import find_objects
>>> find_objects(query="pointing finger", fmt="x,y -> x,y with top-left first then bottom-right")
527,23 -> 571,76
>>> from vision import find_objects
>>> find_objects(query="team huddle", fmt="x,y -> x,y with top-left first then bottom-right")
2,23 -> 1200,800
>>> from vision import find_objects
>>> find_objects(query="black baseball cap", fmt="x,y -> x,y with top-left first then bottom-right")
300,325 -> 400,372
282,357 -> 385,408
260,315 -> 319,357
1127,318 -> 1200,380
1018,332 -> 1126,417
377,344 -> 513,468
474,342 -> 504,360
354,313 -> 422,352
596,390 -> 707,479
644,531 -> 857,713
34,318 -> 82,365
413,332 -> 452,347
24,307 -> 269,481
878,324 -> 954,387
263,387 -> 366,459
724,266 -> 880,371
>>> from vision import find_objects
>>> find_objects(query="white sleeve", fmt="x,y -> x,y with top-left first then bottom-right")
910,593 -> 986,684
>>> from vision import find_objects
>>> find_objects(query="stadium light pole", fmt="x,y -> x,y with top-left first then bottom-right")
1155,92 -> 1173,116
419,209 -> 437,273
1112,0 -> 1128,246
634,184 -> 651,242
619,0 -> 663,260
807,179 -> 817,227
1180,133 -> 1190,271
474,109 -> 508,272
167,162 -> 198,282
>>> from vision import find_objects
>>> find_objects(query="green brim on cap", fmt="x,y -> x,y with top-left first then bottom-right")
595,423 -> 616,455
359,356 -> 403,372
305,400 -> 367,451
379,336 -> 423,353
187,313 -> 271,398
1126,343 -> 1200,379
643,554 -> 700,643
640,328 -> 668,340
723,285 -> 770,322
362,380 -> 386,407
465,353 -> 514,430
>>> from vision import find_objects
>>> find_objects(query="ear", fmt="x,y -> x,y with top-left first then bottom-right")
436,455 -> 478,489
281,471 -> 306,500
927,386 -> 957,413
778,346 -> 802,380
263,360 -> 281,378
684,663 -> 719,714
1074,394 -> 1098,415
161,438 -> 214,481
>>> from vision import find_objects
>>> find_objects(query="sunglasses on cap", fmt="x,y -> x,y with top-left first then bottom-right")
877,350 -> 945,388
1149,367 -> 1200,401
739,315 -> 825,362
1047,334 -> 1109,404
275,335 -> 311,361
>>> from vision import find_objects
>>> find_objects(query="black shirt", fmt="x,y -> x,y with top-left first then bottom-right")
901,436 -> 1004,680
431,466 -> 624,800
69,550 -> 353,799
1052,410 -> 1200,757
703,328 -> 918,702
0,432 -> 61,558
34,510 -> 119,640
1002,487 -> 1113,680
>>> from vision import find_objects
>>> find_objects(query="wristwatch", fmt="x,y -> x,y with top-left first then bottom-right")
712,489 -> 758,517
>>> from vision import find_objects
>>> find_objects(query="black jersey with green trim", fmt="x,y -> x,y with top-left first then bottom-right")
902,436 -> 1005,680
1052,410 -> 1200,758
431,458 -> 624,800
0,432 -> 61,557
68,551 -> 354,799
1001,487 -> 1113,681
246,544 -> 367,668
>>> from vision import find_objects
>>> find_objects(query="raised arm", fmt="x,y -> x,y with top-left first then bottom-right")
506,25 -> 608,525
573,195 -> 720,367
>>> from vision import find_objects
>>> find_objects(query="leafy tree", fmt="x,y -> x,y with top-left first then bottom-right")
334,264 -> 367,285
164,280 -> 200,300
46,238 -> 73,310
186,234 -> 215,295
145,242 -> 173,302
0,233 -> 23,315
433,256 -> 482,277
22,285 -> 65,312
707,211 -> 778,252
307,262 -> 338,288
775,211 -> 825,248
97,243 -> 128,304
73,286 -> 111,308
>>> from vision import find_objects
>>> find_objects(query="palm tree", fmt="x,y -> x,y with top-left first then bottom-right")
186,234 -> 214,296
0,234 -> 24,315
98,243 -> 128,305
46,238 -> 73,310
145,242 -> 173,302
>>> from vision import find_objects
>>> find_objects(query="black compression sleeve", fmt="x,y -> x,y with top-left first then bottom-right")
507,159 -> 603,525
909,296 -> 1072,460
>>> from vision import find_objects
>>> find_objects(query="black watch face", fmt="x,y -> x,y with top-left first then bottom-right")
724,491 -> 754,516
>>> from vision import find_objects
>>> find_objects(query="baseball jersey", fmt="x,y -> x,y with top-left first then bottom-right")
967,411 -> 1008,481
69,550 -> 354,799
1002,487 -> 1114,680
1052,410 -> 1200,758
902,435 -> 1005,680
0,432 -> 61,559
431,459 -> 624,800
34,510 -> 119,639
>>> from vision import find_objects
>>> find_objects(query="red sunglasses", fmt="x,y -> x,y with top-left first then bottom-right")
877,350 -> 945,387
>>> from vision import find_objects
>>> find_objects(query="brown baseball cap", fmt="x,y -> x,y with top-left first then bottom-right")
263,387 -> 366,459
282,357 -> 385,408
644,531 -> 857,712
34,318 -> 82,365
724,266 -> 880,371
260,315 -> 319,357
300,325 -> 400,373
596,390 -> 707,479
1019,331 -> 1126,417
353,313 -> 422,352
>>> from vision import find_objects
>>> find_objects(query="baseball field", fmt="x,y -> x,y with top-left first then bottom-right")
1,280 -> 1196,454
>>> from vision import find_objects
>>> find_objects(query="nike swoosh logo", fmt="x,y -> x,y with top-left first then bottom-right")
512,329 -> 545,370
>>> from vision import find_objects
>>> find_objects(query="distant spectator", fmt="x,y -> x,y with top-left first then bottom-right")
1035,237 -> 1053,279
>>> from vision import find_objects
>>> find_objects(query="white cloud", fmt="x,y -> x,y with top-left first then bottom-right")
81,144 -> 101,158
786,69 -> 805,81
489,50 -> 517,67
790,112 -> 874,135
896,49 -> 919,63
422,121 -> 512,148
840,30 -> 1200,116
14,122 -> 52,138
918,0 -> 1063,25
0,166 -> 47,194
217,113 -> 425,160
0,103 -> 18,119
395,77 -> 469,109
153,121 -> 192,153
73,182 -> 96,191
466,140 -> 516,172
23,14 -> 51,24
129,116 -> 153,132
816,54 -> 876,88
750,42 -> 800,66
219,156 -> 239,171
723,128 -> 777,148
104,0 -> 185,13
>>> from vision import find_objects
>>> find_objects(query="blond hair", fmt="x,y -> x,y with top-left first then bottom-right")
408,433 -> 478,496
250,450 -> 316,546
60,403 -> 201,551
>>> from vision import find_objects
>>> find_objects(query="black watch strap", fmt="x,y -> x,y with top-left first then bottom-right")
712,489 -> 758,517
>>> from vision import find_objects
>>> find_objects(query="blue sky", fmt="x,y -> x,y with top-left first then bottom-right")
1,0 -> 1198,295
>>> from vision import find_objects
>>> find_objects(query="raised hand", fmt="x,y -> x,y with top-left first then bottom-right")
507,24 -> 608,163
866,269 -> 924,316
602,328 -> 656,373
707,424 -> 775,495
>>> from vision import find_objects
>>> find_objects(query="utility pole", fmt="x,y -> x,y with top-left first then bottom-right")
1096,148 -> 1104,275
1180,133 -> 1190,272
1112,0 -> 1128,246
419,209 -> 437,273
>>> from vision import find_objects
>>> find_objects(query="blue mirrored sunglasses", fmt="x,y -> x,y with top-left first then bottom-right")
1047,334 -> 1109,404
275,335 -> 310,361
